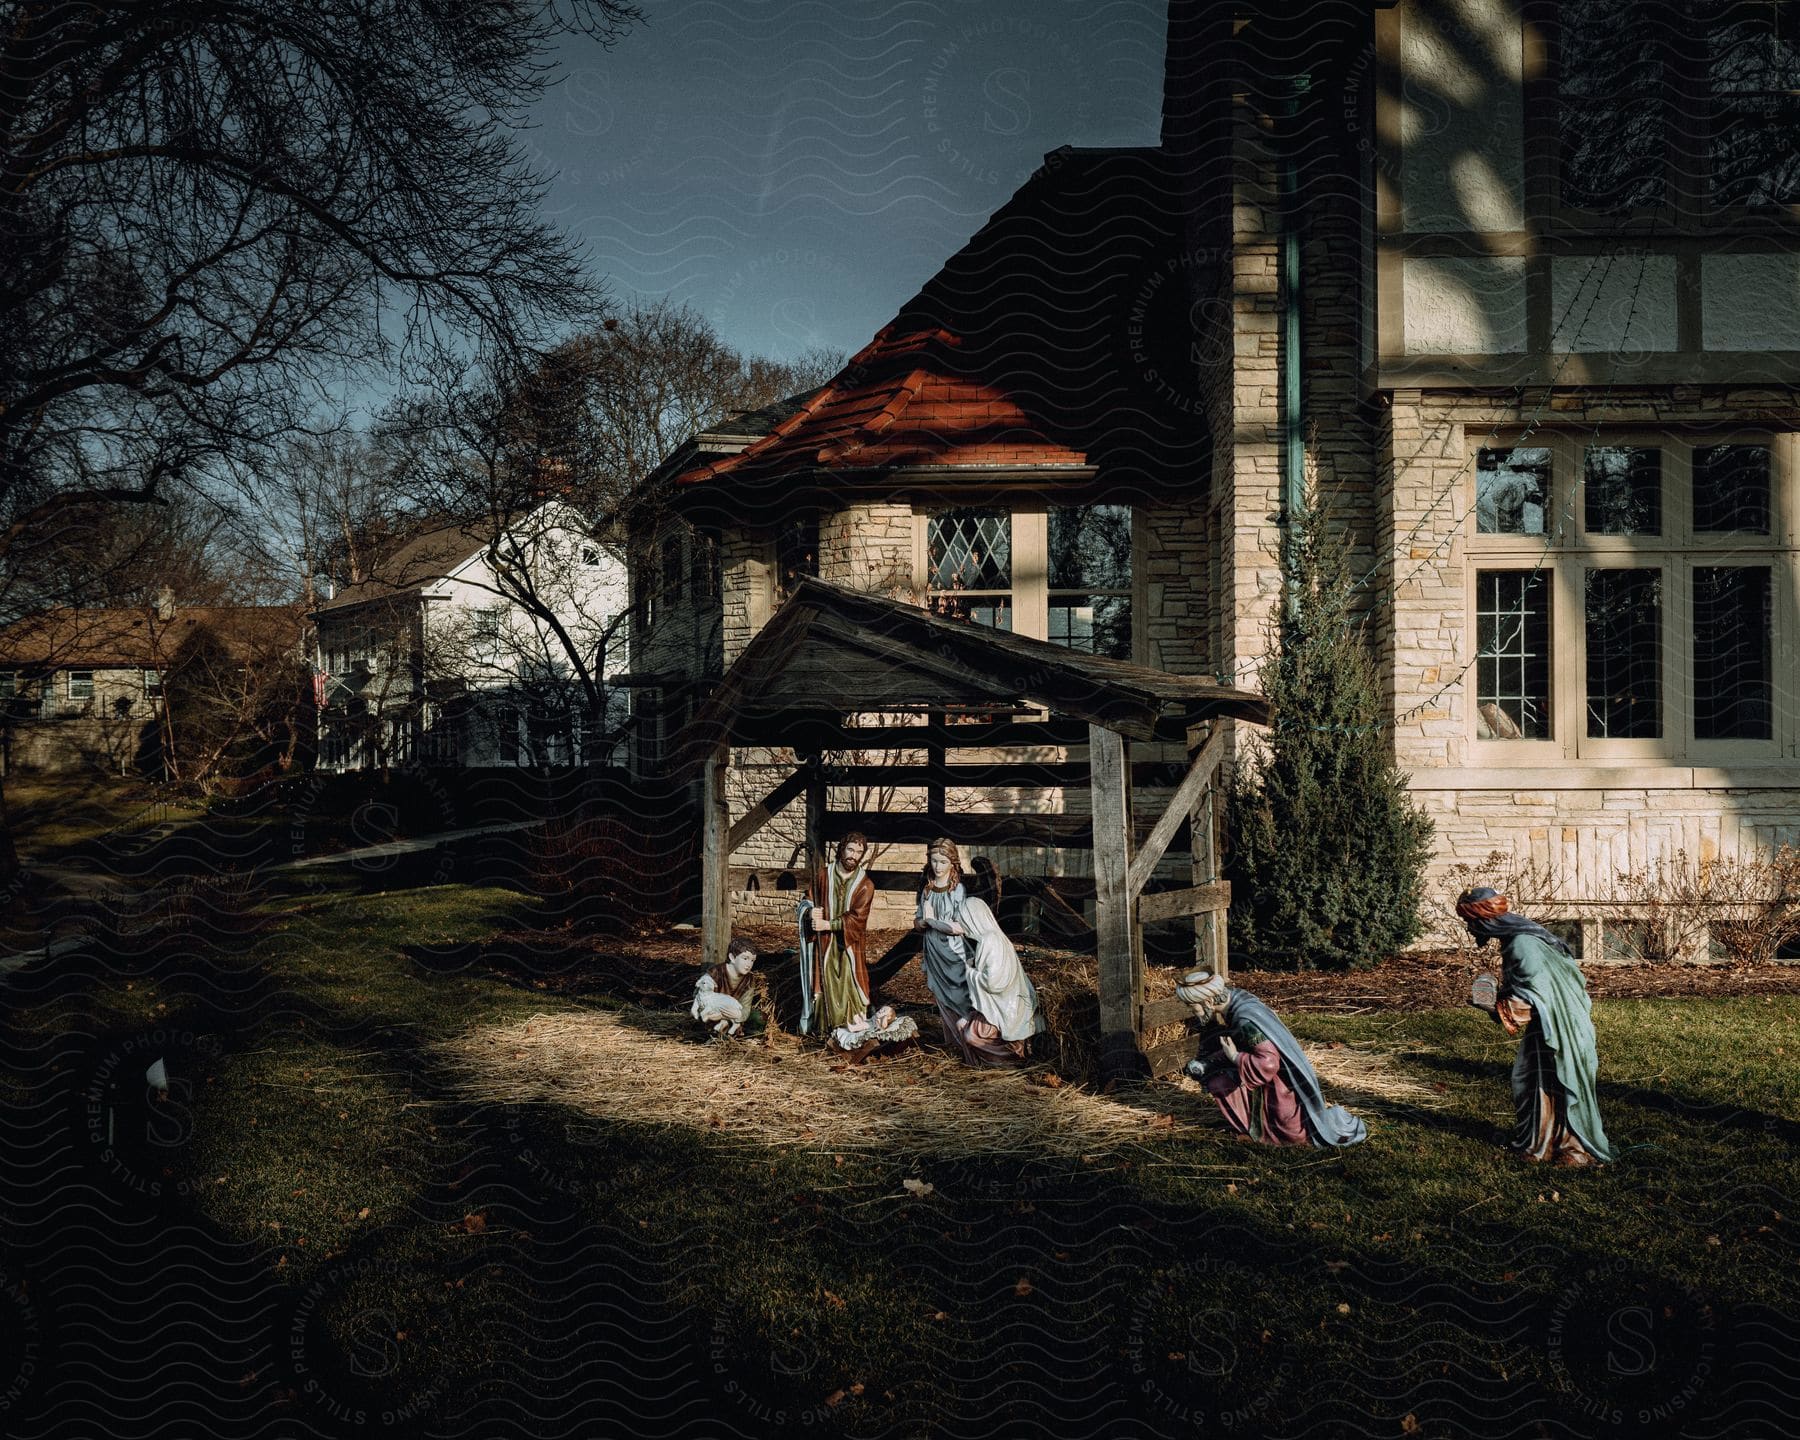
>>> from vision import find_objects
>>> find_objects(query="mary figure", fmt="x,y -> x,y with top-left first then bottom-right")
915,838 -> 1045,1066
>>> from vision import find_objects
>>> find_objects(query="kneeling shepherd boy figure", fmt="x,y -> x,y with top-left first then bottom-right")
1178,971 -> 1367,1148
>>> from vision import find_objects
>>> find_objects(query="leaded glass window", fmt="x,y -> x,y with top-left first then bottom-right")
1693,445 -> 1772,533
1584,447 -> 1662,535
1694,566 -> 1773,739
1585,568 -> 1662,738
1476,570 -> 1552,739
1477,447 -> 1551,535
927,508 -> 1012,631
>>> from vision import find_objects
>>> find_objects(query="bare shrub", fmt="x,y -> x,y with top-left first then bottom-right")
530,810 -> 696,934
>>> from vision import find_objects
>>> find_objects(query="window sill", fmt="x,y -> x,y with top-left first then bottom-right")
1409,764 -> 1800,791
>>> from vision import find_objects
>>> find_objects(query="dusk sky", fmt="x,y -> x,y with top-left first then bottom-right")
527,0 -> 1170,365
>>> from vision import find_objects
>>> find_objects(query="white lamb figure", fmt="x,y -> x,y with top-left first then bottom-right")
691,972 -> 747,1036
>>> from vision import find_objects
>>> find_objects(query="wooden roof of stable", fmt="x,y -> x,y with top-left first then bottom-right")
686,578 -> 1266,750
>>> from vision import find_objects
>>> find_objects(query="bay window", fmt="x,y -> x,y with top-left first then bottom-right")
1471,433 -> 1792,760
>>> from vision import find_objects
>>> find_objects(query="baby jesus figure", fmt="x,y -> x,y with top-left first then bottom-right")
829,1004 -> 920,1063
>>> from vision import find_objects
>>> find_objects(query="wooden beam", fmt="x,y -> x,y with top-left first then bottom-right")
726,767 -> 808,854
1139,997 -> 1196,1031
1135,881 -> 1232,926
1145,1033 -> 1201,1079
1191,725 -> 1227,981
701,741 -> 731,975
818,810 -> 1098,848
1089,723 -> 1145,1079
810,760 -> 1191,788
730,716 -> 1096,752
1127,725 -> 1228,897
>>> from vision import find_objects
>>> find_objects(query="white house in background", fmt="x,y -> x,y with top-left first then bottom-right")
311,502 -> 630,771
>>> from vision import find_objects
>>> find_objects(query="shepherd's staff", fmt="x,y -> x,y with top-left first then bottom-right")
795,897 -> 816,1037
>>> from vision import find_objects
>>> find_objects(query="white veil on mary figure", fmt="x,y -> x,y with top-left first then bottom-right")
958,895 -> 1045,1043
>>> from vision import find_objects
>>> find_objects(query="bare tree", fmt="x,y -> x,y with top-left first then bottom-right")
376,308 -> 844,766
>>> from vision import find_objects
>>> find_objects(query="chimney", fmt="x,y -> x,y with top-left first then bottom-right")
154,586 -> 176,622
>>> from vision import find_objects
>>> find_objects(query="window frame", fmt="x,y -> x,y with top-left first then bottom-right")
1467,428 -> 1795,764
67,669 -> 94,702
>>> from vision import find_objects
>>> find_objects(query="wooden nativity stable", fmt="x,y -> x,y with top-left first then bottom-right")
685,579 -> 1267,1078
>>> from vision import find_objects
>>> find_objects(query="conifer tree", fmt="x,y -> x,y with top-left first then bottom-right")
1225,491 -> 1434,969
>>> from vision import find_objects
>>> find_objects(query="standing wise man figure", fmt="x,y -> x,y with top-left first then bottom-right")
806,831 -> 876,1036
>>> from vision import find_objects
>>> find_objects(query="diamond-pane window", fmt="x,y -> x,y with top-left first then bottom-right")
928,509 -> 1011,592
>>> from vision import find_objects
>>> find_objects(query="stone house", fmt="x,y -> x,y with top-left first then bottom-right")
312,503 -> 630,771
638,0 -> 1800,952
0,601 -> 306,776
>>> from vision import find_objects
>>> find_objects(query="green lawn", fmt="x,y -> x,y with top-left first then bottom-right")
5,875 -> 1795,1437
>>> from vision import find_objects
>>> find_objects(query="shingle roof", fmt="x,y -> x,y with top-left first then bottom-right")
313,521 -> 497,613
0,606 -> 306,668
676,146 -> 1203,501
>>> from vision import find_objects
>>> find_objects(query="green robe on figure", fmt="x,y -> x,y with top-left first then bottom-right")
1494,930 -> 1614,1165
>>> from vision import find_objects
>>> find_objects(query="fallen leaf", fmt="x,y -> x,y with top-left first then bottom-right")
1325,1259 -> 1349,1274
1227,1182 -> 1238,1194
1168,1351 -> 1187,1361
1038,1072 -> 1064,1089
1402,1414 -> 1421,1436
823,1290 -> 847,1310
824,1390 -> 846,1408
1054,1251 -> 1070,1262
1706,1234 -> 1721,1247
902,1179 -> 934,1197
850,1383 -> 865,1397
458,1212 -> 488,1235
1014,1276 -> 1033,1297
1148,1113 -> 1174,1129
1336,1303 -> 1352,1315
356,1207 -> 370,1220
931,1311 -> 947,1322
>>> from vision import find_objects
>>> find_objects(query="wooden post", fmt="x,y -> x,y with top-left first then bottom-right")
1190,725 -> 1226,981
803,754 -> 825,895
1089,723 -> 1144,1080
701,739 -> 731,975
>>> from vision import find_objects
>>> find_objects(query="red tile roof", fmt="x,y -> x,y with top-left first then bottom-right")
678,146 -> 1203,499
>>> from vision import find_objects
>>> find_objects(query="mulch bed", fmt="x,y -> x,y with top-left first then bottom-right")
477,920 -> 1800,1014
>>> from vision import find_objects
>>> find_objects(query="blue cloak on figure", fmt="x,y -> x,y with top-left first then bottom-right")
1221,989 -> 1368,1148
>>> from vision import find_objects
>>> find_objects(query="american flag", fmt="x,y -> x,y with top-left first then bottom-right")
312,671 -> 328,709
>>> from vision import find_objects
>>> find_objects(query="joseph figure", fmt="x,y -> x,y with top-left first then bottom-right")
808,832 -> 876,1035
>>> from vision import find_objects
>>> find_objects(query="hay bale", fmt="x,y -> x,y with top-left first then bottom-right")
1026,949 -> 1102,1084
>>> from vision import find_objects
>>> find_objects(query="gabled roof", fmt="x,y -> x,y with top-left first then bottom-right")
314,520 -> 500,614
688,578 -> 1266,748
0,606 -> 306,668
675,146 -> 1204,510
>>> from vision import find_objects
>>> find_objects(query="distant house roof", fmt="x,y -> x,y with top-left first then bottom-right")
674,146 -> 1203,512
313,521 -> 498,615
0,605 -> 306,669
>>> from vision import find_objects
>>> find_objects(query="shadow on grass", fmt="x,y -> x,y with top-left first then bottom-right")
3,880 -> 1796,1438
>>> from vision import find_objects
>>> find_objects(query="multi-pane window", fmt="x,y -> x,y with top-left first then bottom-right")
1471,434 -> 1788,758
470,607 -> 503,644
68,670 -> 94,700
1047,505 -> 1133,660
143,668 -> 164,699
0,672 -> 13,699
1476,570 -> 1553,739
926,507 -> 1013,631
